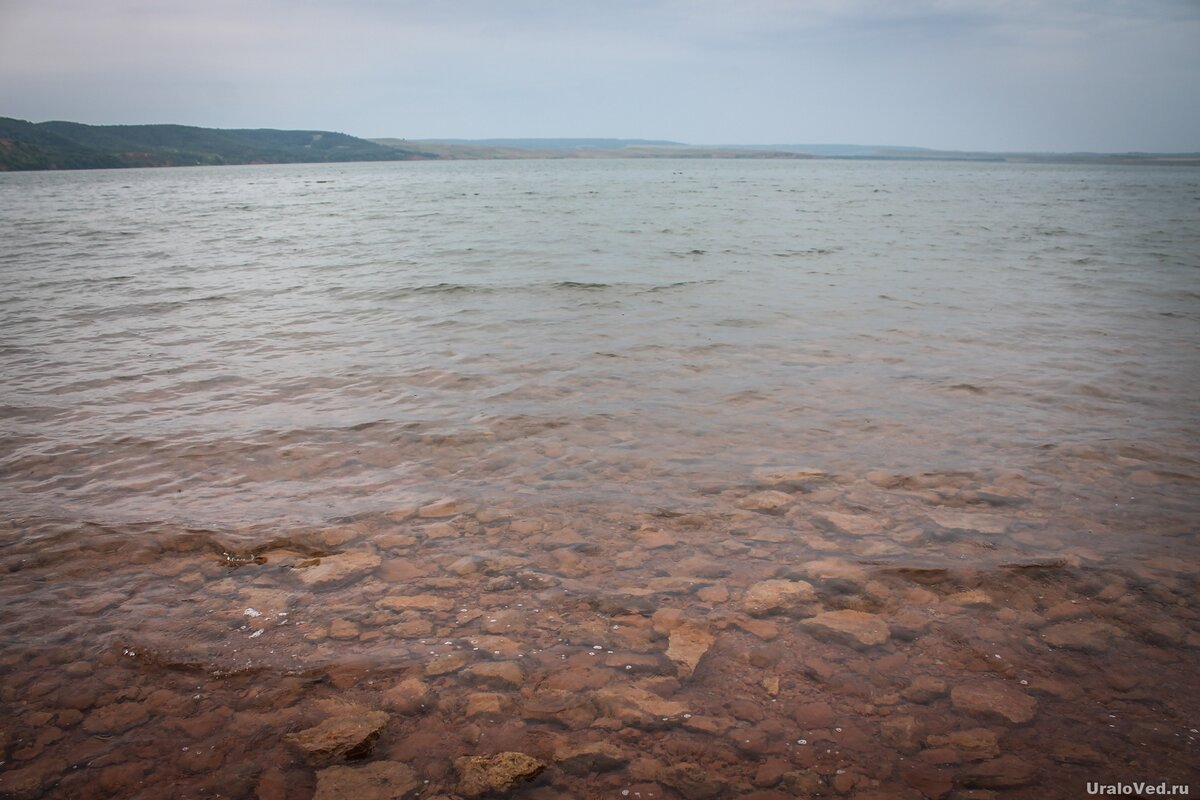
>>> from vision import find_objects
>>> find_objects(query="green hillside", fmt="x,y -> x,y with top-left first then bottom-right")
0,117 -> 438,171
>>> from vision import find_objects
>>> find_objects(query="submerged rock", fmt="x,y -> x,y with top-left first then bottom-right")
594,684 -> 689,727
737,580 -> 816,617
951,682 -> 1037,724
313,761 -> 421,800
666,622 -> 714,679
657,761 -> 728,799
736,490 -> 795,513
295,551 -> 381,588
284,711 -> 389,766
1042,621 -> 1122,653
958,755 -> 1036,788
800,610 -> 891,648
554,742 -> 628,775
455,752 -> 547,797
381,678 -> 433,715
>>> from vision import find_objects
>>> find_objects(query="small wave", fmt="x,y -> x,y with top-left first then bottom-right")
551,281 -> 611,290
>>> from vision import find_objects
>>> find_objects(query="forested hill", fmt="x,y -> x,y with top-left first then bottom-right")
0,117 -> 438,171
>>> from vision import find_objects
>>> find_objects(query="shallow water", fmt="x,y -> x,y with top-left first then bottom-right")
1,159 -> 1198,799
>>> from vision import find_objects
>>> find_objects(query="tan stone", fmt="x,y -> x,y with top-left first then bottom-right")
81,702 -> 149,734
313,761 -> 421,800
736,580 -> 816,617
736,491 -> 794,512
461,661 -> 524,689
594,684 -> 689,727
284,711 -> 389,766
424,652 -> 471,677
455,752 -> 546,798
951,682 -> 1037,724
378,594 -> 456,613
419,498 -> 475,518
666,623 -> 714,679
381,678 -> 433,715
294,551 -> 381,587
554,742 -> 628,775
800,610 -> 890,648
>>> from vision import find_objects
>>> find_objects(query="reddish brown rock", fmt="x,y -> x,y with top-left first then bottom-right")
791,701 -> 836,728
381,678 -> 433,715
657,761 -> 728,800
902,676 -> 947,704
81,701 -> 150,734
461,661 -> 524,690
313,761 -> 422,800
594,684 -> 689,728
465,693 -> 511,719
378,594 -> 456,613
801,610 -> 891,649
950,682 -> 1037,724
927,728 -> 1001,760
880,715 -> 924,754
521,690 -> 598,730
958,756 -> 1036,788
295,551 -> 381,587
419,498 -> 475,518
737,580 -> 816,617
554,742 -> 628,775
666,623 -> 714,679
736,491 -> 795,513
1042,621 -> 1122,653
455,752 -> 546,798
284,711 -> 389,766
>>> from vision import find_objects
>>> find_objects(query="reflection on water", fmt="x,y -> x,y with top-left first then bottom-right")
0,159 -> 1197,798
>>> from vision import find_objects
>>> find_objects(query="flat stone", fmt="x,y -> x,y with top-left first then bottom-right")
797,558 -> 869,587
594,684 -> 689,727
455,752 -> 547,798
800,610 -> 891,648
295,552 -> 381,587
461,661 -> 524,690
752,467 -> 829,485
925,509 -> 1008,534
736,491 -> 795,513
959,756 -> 1036,788
381,678 -> 433,715
419,498 -> 475,518
378,594 -> 456,612
666,623 -> 714,679
424,652 -> 471,677
880,715 -> 923,754
1042,621 -> 1122,653
903,676 -> 947,704
791,701 -> 836,729
947,589 -> 995,608
313,761 -> 421,800
925,728 -> 1001,760
465,693 -> 510,718
554,742 -> 628,775
284,711 -> 389,766
737,580 -> 816,617
951,682 -> 1037,724
521,689 -> 598,730
81,702 -> 150,734
817,511 -> 883,536
657,761 -> 727,800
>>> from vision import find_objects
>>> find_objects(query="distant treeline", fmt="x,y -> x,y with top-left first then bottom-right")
0,117 -> 437,171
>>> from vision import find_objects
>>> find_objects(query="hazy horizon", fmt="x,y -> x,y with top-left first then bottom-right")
2,0 -> 1199,153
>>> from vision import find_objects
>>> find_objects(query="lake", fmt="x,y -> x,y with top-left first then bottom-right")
1,158 -> 1198,798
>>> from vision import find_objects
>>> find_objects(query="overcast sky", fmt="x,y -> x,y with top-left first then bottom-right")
1,0 -> 1197,152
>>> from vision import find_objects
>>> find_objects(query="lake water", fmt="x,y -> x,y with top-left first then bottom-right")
1,159 -> 1198,798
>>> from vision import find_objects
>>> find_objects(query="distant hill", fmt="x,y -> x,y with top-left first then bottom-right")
372,138 -> 813,160
0,117 -> 438,171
